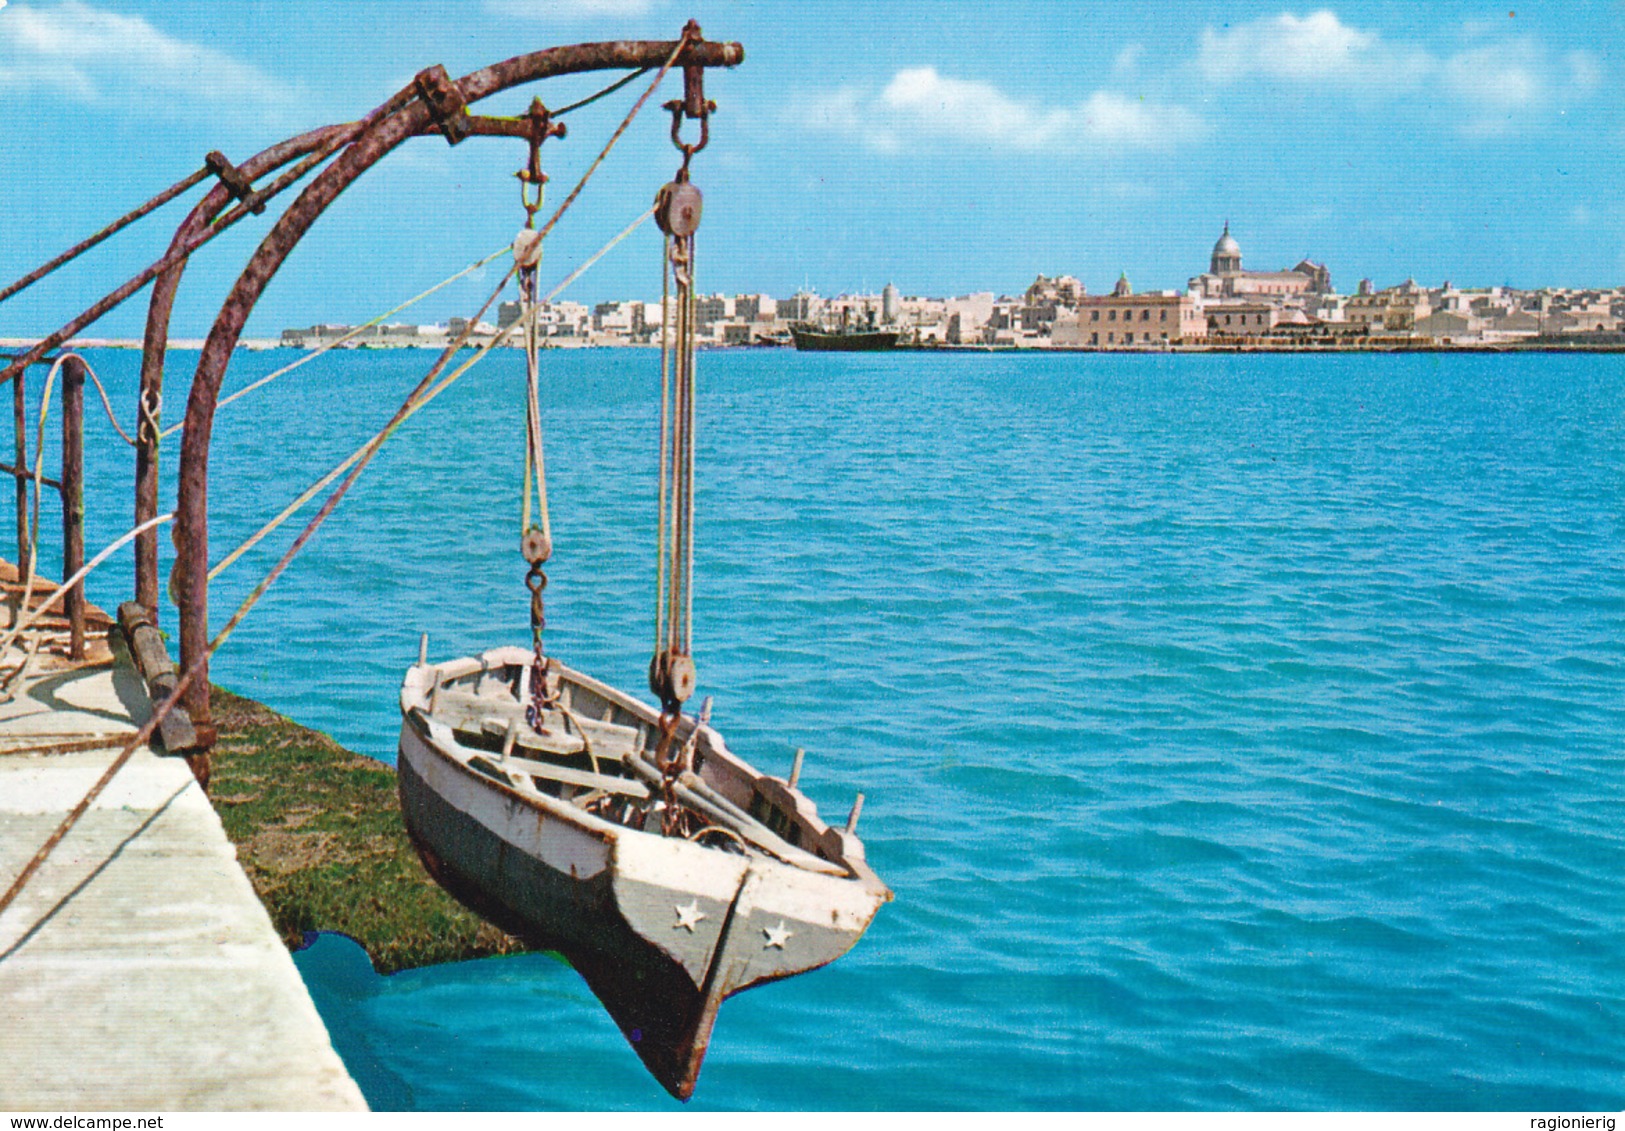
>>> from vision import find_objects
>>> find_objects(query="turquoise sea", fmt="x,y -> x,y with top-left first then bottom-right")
53,347 -> 1625,1110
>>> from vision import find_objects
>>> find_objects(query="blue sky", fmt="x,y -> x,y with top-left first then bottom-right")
0,0 -> 1620,337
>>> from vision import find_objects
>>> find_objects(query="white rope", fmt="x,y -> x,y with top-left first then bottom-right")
158,245 -> 511,441
655,227 -> 699,660
0,512 -> 174,698
207,209 -> 653,583
76,357 -> 138,447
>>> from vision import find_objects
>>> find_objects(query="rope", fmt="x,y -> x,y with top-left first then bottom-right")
655,235 -> 671,656
656,221 -> 699,663
158,244 -> 511,441
0,211 -> 653,929
77,357 -> 138,447
209,208 -> 653,583
159,51 -> 677,449
527,38 -> 687,249
0,633 -> 43,702
552,67 -> 653,117
0,512 -> 174,680
682,245 -> 697,655
0,270 -> 497,926
520,260 -> 549,549
0,736 -> 124,757
0,352 -> 148,699
0,61 -> 670,931
0,82 -> 422,395
0,166 -> 211,308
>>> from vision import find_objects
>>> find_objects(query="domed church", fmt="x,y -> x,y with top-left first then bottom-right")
1189,222 -> 1330,300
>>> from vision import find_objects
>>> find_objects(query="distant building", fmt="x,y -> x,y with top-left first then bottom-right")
447,316 -> 497,338
1205,301 -> 1277,337
1019,274 -> 1085,332
593,301 -> 636,335
1188,223 -> 1329,300
695,293 -> 733,330
735,293 -> 777,323
1343,279 -> 1431,333
1074,277 -> 1207,347
777,291 -> 823,323
1413,309 -> 1480,341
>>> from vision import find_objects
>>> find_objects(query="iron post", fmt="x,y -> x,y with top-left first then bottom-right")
60,356 -> 85,659
12,365 -> 27,580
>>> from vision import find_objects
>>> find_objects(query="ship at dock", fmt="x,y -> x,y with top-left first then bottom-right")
788,323 -> 900,351
789,287 -> 901,351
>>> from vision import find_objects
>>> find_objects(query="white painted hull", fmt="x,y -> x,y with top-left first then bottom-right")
397,647 -> 889,1099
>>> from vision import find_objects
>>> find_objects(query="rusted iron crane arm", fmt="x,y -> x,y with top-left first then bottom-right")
169,35 -> 742,727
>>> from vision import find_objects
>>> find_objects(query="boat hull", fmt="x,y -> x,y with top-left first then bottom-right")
789,325 -> 900,351
396,692 -> 886,1099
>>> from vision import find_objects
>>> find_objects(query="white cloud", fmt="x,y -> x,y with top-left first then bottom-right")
0,1 -> 295,112
1440,40 -> 1580,114
1112,43 -> 1144,79
1195,9 -> 1600,135
486,0 -> 661,18
802,66 -> 1205,155
1198,10 -> 1426,85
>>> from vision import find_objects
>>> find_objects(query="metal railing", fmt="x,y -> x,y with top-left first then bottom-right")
3,353 -> 86,660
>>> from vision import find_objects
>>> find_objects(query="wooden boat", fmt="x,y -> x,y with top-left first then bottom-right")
397,645 -> 891,1100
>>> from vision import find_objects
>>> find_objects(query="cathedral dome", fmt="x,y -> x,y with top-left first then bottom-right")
1210,222 -> 1242,274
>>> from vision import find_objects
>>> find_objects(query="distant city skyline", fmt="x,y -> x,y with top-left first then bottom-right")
0,1 -> 1620,340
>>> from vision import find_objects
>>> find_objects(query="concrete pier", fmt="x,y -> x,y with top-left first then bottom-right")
0,596 -> 366,1110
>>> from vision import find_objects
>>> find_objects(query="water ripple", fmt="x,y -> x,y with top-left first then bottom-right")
45,349 -> 1625,1109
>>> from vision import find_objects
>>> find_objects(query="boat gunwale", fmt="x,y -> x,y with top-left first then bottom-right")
399,652 -> 887,894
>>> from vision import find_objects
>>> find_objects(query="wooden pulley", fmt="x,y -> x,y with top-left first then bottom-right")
514,228 -> 543,269
648,647 -> 696,706
655,180 -> 703,238
522,527 -> 552,565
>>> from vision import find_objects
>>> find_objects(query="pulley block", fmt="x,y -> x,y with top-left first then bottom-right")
649,647 -> 697,706
655,180 -> 703,238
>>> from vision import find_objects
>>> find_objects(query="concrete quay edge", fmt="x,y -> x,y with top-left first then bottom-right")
0,650 -> 367,1111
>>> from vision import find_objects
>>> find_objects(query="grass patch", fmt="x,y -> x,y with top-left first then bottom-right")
207,685 -> 529,974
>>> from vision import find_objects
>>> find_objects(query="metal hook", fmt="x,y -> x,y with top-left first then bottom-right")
519,176 -> 544,225
667,105 -> 711,162
515,97 -> 562,228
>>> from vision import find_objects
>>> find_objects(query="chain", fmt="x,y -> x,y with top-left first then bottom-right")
524,558 -> 552,731
516,100 -> 559,733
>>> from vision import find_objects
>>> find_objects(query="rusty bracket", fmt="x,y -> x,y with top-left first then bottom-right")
663,20 -> 716,163
414,64 -> 470,145
203,151 -> 266,215
678,20 -> 716,119
522,98 -> 565,181
461,113 -> 566,142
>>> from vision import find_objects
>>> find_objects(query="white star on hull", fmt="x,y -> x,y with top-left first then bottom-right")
674,900 -> 706,932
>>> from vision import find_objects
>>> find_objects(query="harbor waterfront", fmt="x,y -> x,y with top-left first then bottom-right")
36,346 -> 1625,1110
